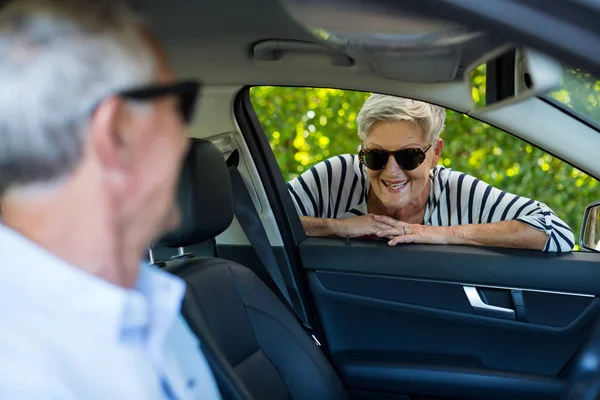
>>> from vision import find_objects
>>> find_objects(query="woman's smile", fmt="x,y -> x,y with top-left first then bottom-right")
381,179 -> 409,192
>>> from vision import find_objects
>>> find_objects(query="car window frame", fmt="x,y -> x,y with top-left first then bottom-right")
540,95 -> 600,133
246,85 -> 600,252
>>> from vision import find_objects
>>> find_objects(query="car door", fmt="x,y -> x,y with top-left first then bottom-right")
222,85 -> 600,400
298,238 -> 599,400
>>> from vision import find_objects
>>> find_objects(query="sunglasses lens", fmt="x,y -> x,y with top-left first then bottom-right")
119,81 -> 200,124
395,149 -> 425,171
363,150 -> 389,170
179,96 -> 192,123
179,83 -> 200,123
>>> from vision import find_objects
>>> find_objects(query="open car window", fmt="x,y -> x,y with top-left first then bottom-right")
250,86 -> 600,250
545,67 -> 600,129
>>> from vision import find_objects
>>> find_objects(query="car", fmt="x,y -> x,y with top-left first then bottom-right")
141,0 -> 600,399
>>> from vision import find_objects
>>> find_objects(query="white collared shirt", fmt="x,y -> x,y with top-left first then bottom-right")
0,224 -> 221,399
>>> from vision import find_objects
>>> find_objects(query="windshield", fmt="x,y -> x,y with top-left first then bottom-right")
545,68 -> 600,128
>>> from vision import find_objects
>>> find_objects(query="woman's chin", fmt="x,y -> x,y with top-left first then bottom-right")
375,193 -> 409,212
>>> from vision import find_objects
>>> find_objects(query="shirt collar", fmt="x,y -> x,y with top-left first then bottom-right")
136,262 -> 186,357
0,224 -> 185,348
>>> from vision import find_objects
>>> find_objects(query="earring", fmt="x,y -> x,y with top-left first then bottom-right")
430,167 -> 439,179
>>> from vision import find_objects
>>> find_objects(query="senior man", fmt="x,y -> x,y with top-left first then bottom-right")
0,0 -> 220,398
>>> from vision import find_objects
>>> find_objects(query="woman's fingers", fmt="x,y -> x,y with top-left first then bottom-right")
388,235 -> 416,246
376,222 -> 395,230
376,226 -> 412,237
376,228 -> 398,237
368,224 -> 396,236
373,215 -> 404,226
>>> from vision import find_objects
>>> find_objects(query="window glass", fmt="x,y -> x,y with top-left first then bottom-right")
545,68 -> 600,128
250,87 -> 600,249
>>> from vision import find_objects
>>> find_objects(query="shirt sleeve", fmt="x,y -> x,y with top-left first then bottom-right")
287,154 -> 355,218
456,173 -> 575,253
287,165 -> 324,218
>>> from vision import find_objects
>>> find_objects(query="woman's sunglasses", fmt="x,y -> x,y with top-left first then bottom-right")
359,144 -> 433,171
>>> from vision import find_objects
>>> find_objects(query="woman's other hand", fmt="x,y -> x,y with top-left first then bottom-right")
373,215 -> 451,245
332,214 -> 397,238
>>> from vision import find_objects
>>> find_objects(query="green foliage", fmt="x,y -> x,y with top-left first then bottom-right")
250,85 -> 600,249
549,68 -> 600,125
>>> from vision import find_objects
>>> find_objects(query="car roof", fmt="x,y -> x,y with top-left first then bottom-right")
140,0 -> 495,105
139,0 -> 600,180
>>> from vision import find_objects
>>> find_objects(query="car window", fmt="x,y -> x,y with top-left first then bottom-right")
545,67 -> 600,129
250,86 -> 600,250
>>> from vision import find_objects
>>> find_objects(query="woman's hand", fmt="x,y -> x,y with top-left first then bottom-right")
373,215 -> 451,245
331,214 -> 398,238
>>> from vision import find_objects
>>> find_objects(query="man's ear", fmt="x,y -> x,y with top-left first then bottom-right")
90,96 -> 132,173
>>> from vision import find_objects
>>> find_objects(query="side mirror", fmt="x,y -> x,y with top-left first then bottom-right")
466,46 -> 563,112
580,201 -> 600,252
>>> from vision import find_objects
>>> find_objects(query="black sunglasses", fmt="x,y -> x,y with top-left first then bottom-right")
359,144 -> 433,171
118,80 -> 201,124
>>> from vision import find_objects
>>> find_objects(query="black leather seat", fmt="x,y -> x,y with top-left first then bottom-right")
157,139 -> 348,400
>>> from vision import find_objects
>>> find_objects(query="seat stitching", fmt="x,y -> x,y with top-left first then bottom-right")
244,304 -> 347,399
175,260 -> 346,398
180,262 -> 261,368
224,262 -> 345,397
231,347 -> 260,370
232,348 -> 292,399
226,265 -> 294,399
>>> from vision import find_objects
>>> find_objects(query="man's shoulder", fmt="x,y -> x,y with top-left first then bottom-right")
0,344 -> 71,398
0,362 -> 72,400
0,319 -> 72,398
0,309 -> 164,399
0,302 -> 75,365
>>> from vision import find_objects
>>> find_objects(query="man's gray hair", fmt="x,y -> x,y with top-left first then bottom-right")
0,0 -> 155,196
357,94 -> 447,143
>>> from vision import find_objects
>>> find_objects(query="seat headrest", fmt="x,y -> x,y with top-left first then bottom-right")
160,138 -> 234,248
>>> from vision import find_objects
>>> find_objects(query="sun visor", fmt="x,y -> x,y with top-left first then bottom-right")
279,0 -> 487,83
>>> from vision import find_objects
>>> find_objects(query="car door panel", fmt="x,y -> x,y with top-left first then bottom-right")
300,238 -> 600,399
300,238 -> 600,294
311,271 -> 596,330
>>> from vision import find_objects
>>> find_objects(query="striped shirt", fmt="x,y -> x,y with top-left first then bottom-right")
287,154 -> 575,252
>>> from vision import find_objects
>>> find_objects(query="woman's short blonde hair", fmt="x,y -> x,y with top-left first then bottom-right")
357,94 -> 446,143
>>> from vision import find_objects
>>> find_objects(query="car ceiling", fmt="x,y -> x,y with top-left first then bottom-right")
139,0 -> 499,98
138,0 -> 600,181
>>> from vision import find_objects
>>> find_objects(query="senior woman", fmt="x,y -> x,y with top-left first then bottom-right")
287,94 -> 575,252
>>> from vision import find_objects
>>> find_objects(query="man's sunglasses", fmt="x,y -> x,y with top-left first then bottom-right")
358,144 -> 433,171
118,80 -> 201,124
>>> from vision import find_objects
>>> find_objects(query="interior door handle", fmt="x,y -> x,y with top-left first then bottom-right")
463,286 -> 516,320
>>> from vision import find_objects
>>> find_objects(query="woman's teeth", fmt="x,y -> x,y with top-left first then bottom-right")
383,181 -> 407,189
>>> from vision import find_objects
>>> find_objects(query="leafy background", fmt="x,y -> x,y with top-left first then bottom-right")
250,70 -> 600,249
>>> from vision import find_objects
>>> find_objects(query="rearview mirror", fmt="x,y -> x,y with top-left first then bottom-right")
580,201 -> 600,252
466,46 -> 563,112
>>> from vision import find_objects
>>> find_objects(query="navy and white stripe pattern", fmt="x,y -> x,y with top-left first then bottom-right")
287,154 -> 575,252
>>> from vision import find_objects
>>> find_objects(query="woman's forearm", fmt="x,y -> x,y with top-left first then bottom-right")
300,215 -> 396,238
300,216 -> 339,237
446,220 -> 548,251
